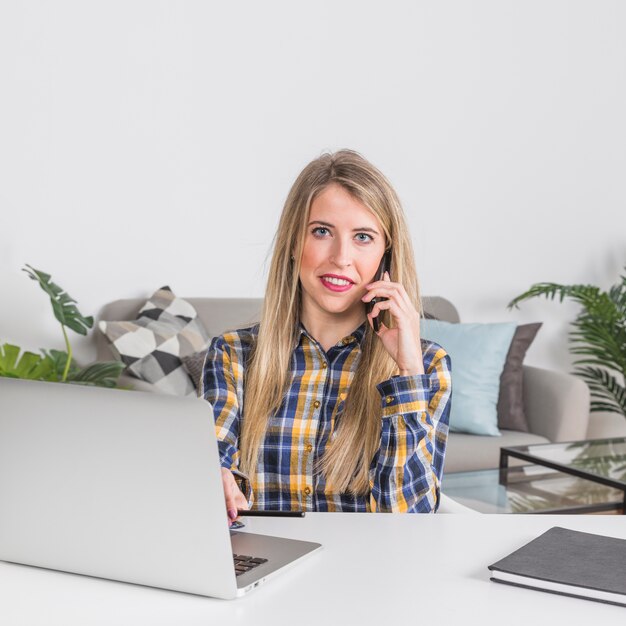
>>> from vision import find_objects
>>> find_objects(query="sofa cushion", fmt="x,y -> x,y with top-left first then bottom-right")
497,322 -> 542,432
421,319 -> 517,436
443,429 -> 550,473
98,286 -> 210,396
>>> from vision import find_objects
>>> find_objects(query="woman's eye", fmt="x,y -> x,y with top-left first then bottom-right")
312,227 -> 329,237
355,233 -> 373,243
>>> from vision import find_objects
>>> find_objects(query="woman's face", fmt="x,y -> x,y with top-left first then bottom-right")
298,183 -> 387,321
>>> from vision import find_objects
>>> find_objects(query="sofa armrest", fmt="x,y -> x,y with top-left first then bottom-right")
522,365 -> 590,442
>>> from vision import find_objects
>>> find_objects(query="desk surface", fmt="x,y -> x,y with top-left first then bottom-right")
1,513 -> 624,625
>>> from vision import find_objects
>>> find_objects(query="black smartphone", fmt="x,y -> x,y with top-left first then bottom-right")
366,249 -> 392,332
230,510 -> 305,530
236,509 -> 306,518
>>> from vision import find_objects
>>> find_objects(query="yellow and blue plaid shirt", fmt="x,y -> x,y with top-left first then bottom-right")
202,322 -> 451,513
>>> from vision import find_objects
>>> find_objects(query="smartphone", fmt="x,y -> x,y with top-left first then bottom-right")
231,510 -> 305,529
236,509 -> 306,518
366,249 -> 392,332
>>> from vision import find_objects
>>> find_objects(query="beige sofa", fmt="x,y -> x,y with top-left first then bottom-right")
94,296 -> 590,474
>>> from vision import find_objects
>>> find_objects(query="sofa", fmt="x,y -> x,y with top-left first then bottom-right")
94,296 -> 591,474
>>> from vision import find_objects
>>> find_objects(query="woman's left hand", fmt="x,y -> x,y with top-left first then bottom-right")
362,271 -> 425,376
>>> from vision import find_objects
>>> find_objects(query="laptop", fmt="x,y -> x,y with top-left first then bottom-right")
0,377 -> 321,599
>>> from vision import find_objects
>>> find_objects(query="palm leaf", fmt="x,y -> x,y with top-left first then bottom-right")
23,265 -> 93,336
509,268 -> 626,419
575,366 -> 626,415
507,283 -> 603,311
569,325 -> 625,374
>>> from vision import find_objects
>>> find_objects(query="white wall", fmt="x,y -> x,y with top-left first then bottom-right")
1,0 -> 625,375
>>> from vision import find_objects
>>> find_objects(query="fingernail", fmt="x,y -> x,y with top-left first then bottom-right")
228,508 -> 238,520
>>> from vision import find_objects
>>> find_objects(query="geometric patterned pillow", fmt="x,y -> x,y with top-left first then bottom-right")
98,286 -> 210,396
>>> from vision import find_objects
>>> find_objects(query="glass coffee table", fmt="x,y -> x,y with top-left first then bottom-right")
442,437 -> 626,514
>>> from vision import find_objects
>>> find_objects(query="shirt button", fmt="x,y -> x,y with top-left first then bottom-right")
305,443 -> 313,453
322,362 -> 327,369
303,486 -> 312,496
386,395 -> 394,405
313,400 -> 321,409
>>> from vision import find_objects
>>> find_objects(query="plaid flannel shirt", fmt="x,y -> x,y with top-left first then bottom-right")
201,322 -> 451,513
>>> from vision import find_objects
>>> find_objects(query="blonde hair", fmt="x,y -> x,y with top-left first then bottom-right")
241,149 -> 421,494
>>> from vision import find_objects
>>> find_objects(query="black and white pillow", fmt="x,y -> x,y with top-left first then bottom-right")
98,286 -> 210,396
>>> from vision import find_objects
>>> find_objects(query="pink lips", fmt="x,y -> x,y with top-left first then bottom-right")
320,276 -> 354,293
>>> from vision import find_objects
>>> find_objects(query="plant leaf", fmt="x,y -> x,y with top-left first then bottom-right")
68,361 -> 126,388
575,366 -> 626,416
508,267 -> 626,419
0,343 -> 57,380
23,265 -> 93,336
40,349 -> 80,380
507,283 -> 604,311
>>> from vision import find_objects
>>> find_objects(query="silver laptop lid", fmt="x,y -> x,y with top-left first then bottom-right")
0,378 -> 238,598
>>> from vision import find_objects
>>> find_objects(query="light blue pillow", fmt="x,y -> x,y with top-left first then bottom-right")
421,319 -> 517,436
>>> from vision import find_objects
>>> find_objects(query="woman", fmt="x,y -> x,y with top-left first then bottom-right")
202,150 -> 451,520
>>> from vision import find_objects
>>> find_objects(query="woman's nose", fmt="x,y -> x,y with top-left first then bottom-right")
329,238 -> 352,267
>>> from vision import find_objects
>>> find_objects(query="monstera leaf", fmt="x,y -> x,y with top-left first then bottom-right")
23,265 -> 93,336
0,343 -> 56,380
0,344 -> 125,388
68,361 -> 126,388
1,265 -> 125,390
40,349 -> 80,380
39,349 -> 124,387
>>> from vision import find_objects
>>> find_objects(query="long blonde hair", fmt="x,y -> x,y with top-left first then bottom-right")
241,149 -> 421,494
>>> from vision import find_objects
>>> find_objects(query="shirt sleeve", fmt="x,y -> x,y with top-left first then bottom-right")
201,335 -> 253,502
368,346 -> 452,513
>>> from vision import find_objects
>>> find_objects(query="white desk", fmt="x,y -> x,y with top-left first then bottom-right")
0,513 -> 624,625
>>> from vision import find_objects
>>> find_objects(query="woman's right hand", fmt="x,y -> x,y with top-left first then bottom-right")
221,467 -> 249,526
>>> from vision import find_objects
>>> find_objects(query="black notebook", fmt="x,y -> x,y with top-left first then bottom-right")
488,526 -> 626,607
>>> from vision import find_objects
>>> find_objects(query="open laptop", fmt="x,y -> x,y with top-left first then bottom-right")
0,377 -> 321,599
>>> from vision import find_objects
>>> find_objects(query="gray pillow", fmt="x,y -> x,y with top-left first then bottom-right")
98,286 -> 210,396
181,350 -> 208,394
497,322 -> 542,432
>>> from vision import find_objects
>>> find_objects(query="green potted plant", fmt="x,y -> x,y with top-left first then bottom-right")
0,265 -> 125,388
508,268 -> 626,418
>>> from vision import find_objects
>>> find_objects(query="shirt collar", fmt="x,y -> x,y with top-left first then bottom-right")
295,320 -> 367,350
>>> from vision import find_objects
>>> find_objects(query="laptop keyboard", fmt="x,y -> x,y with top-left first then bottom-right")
233,554 -> 268,577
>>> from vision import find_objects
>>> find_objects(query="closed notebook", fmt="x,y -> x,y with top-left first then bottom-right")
488,526 -> 626,607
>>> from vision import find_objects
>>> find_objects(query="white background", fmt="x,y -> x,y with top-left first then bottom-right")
1,1 -> 624,431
